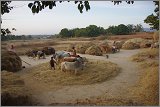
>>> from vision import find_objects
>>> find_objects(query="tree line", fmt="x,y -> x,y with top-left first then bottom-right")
59,24 -> 144,38
1,34 -> 32,41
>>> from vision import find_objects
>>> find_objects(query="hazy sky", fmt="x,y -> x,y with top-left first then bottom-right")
1,1 -> 155,35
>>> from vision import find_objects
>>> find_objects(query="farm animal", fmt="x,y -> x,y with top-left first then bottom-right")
106,55 -> 109,58
61,59 -> 84,75
37,50 -> 45,59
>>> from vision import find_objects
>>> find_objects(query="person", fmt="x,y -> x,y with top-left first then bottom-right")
112,41 -> 116,53
8,44 -> 16,53
50,57 -> 57,70
71,46 -> 77,56
42,50 -> 46,59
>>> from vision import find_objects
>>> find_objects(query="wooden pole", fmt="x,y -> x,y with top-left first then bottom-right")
21,60 -> 31,66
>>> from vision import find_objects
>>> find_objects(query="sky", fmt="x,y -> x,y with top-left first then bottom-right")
1,1 -> 155,35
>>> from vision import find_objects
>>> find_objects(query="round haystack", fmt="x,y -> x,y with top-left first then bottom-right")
1,51 -> 22,72
122,42 -> 140,50
153,30 -> 159,42
115,41 -> 125,49
67,44 -> 75,52
42,47 -> 55,55
76,42 -> 95,54
98,41 -> 111,53
85,45 -> 103,56
140,40 -> 153,48
125,38 -> 146,45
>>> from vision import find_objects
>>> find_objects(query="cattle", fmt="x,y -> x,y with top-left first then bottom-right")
61,60 -> 84,75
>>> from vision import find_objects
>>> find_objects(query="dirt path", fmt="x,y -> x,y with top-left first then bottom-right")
18,49 -> 141,105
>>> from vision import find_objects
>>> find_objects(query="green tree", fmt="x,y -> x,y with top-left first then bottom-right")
127,24 -> 135,34
134,24 -> 143,32
116,24 -> 129,35
144,1 -> 159,30
59,28 -> 71,38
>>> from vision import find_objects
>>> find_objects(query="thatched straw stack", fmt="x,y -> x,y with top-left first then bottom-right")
153,30 -> 159,42
1,71 -> 34,106
140,40 -> 153,48
42,47 -> 55,55
122,42 -> 140,50
115,41 -> 125,49
76,42 -> 95,54
98,41 -> 111,53
85,45 -> 103,56
125,38 -> 146,45
122,38 -> 147,49
1,51 -> 22,72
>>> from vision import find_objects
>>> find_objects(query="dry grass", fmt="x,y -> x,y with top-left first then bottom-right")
108,32 -> 153,41
131,48 -> 159,62
76,42 -> 95,54
130,63 -> 159,105
1,71 -> 36,106
27,60 -> 121,86
85,45 -> 103,56
1,51 -> 22,72
129,48 -> 159,105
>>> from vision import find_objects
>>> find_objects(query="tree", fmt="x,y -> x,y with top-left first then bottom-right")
116,24 -> 129,35
127,24 -> 135,34
59,28 -> 72,38
134,24 -> 143,32
144,1 -> 159,30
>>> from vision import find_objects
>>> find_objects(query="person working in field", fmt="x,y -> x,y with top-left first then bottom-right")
50,57 -> 57,70
8,44 -> 16,53
112,41 -> 116,53
71,46 -> 77,57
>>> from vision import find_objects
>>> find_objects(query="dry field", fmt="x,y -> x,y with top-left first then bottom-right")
1,32 -> 159,106
108,32 -> 153,41
1,32 -> 154,55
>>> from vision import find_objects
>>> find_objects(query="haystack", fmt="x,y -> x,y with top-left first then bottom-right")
122,42 -> 140,50
125,38 -> 146,45
98,41 -> 111,53
76,42 -> 95,54
1,71 -> 34,106
153,30 -> 159,42
1,51 -> 22,72
140,40 -> 153,48
85,45 -> 103,56
115,41 -> 125,49
42,47 -> 55,55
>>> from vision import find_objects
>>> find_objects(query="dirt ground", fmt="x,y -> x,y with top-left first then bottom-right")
16,49 -> 142,105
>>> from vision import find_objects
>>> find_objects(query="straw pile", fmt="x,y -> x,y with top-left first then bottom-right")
1,51 -> 22,72
85,45 -> 103,56
131,48 -> 159,62
115,41 -> 125,49
122,42 -> 140,50
130,49 -> 159,105
1,71 -> 34,106
153,30 -> 159,42
28,60 -> 120,85
76,42 -> 95,54
140,40 -> 153,48
98,41 -> 111,53
125,38 -> 146,44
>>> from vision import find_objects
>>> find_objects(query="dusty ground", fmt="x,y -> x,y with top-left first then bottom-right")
17,49 -> 141,105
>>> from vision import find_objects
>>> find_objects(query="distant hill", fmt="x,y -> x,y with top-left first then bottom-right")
143,28 -> 156,32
